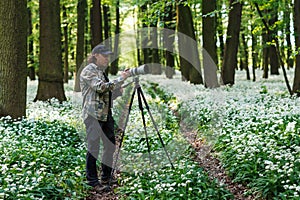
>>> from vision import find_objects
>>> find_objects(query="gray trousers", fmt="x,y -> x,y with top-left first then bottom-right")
84,113 -> 115,186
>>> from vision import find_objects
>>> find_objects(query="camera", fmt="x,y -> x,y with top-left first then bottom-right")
128,64 -> 149,77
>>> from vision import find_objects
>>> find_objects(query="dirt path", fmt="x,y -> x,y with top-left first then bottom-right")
182,126 -> 256,200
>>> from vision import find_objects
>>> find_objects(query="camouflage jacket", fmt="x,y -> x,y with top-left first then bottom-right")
80,63 -> 124,121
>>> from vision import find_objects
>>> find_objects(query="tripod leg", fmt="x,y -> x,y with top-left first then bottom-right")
139,87 -> 175,169
137,88 -> 152,165
112,88 -> 136,176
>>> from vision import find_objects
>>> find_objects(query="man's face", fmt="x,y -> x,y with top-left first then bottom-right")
94,53 -> 109,68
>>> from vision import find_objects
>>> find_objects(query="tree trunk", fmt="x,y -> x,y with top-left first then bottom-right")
241,33 -> 250,80
177,1 -> 203,84
74,0 -> 87,92
251,34 -> 257,82
103,4 -> 111,48
28,0 -> 36,81
217,0 -> 225,64
63,6 -> 69,83
163,2 -> 175,79
284,1 -> 294,69
140,3 -> 151,65
251,10 -> 257,82
293,0 -> 300,96
110,0 -> 120,75
262,32 -> 269,78
150,20 -> 161,75
202,0 -> 219,88
35,0 -> 66,102
0,0 -> 27,118
269,14 -> 280,75
221,0 -> 243,85
91,0 -> 103,48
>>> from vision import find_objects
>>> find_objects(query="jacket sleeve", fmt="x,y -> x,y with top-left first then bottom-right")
80,65 -> 111,93
80,64 -> 126,93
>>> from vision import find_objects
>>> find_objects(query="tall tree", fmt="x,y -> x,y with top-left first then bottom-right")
110,0 -> 120,75
177,1 -> 203,84
284,0 -> 294,69
149,0 -> 161,75
91,0 -> 103,48
28,0 -> 36,80
163,1 -> 176,79
268,7 -> 280,75
221,0 -> 243,85
35,0 -> 66,102
293,0 -> 300,96
74,0 -> 87,92
103,4 -> 111,48
0,0 -> 28,118
63,5 -> 69,83
216,0 -> 225,64
202,0 -> 219,88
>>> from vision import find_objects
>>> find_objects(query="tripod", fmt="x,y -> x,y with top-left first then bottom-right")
112,77 -> 174,177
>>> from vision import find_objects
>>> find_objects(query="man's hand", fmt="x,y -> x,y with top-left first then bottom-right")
120,70 -> 131,80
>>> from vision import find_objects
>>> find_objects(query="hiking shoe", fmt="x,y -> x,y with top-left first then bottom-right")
93,183 -> 111,193
101,177 -> 118,185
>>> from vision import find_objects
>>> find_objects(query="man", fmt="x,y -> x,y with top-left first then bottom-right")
80,44 -> 130,192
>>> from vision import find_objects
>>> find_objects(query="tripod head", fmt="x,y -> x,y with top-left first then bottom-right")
121,76 -> 141,89
133,77 -> 141,89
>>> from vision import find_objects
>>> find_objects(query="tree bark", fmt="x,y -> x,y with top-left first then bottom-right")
163,2 -> 175,79
110,0 -> 120,75
35,0 -> 66,102
241,33 -> 250,80
217,0 -> 225,63
269,13 -> 280,75
177,1 -> 203,84
202,0 -> 219,88
293,0 -> 300,96
0,0 -> 28,118
221,0 -> 243,85
91,0 -> 103,48
63,6 -> 69,83
284,1 -> 294,69
28,0 -> 36,80
74,0 -> 87,92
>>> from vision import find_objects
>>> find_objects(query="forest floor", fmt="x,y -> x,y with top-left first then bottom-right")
85,73 -> 256,199
86,125 -> 254,200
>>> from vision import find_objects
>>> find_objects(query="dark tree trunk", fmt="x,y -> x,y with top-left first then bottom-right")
221,0 -> 243,85
150,19 -> 161,75
262,32 -> 269,78
163,2 -> 175,79
0,0 -> 27,118
293,0 -> 300,96
74,0 -> 87,92
103,4 -> 111,48
110,0 -> 120,75
35,0 -> 66,102
140,3 -> 151,64
202,0 -> 219,88
269,14 -> 280,75
28,0 -> 36,80
217,0 -> 225,63
63,6 -> 69,83
177,1 -> 203,84
284,1 -> 294,69
251,9 -> 257,82
241,33 -> 250,80
91,0 -> 103,48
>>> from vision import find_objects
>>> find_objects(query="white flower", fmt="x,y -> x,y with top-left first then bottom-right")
286,121 -> 296,132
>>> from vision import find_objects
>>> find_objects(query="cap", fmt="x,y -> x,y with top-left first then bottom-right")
92,44 -> 113,55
